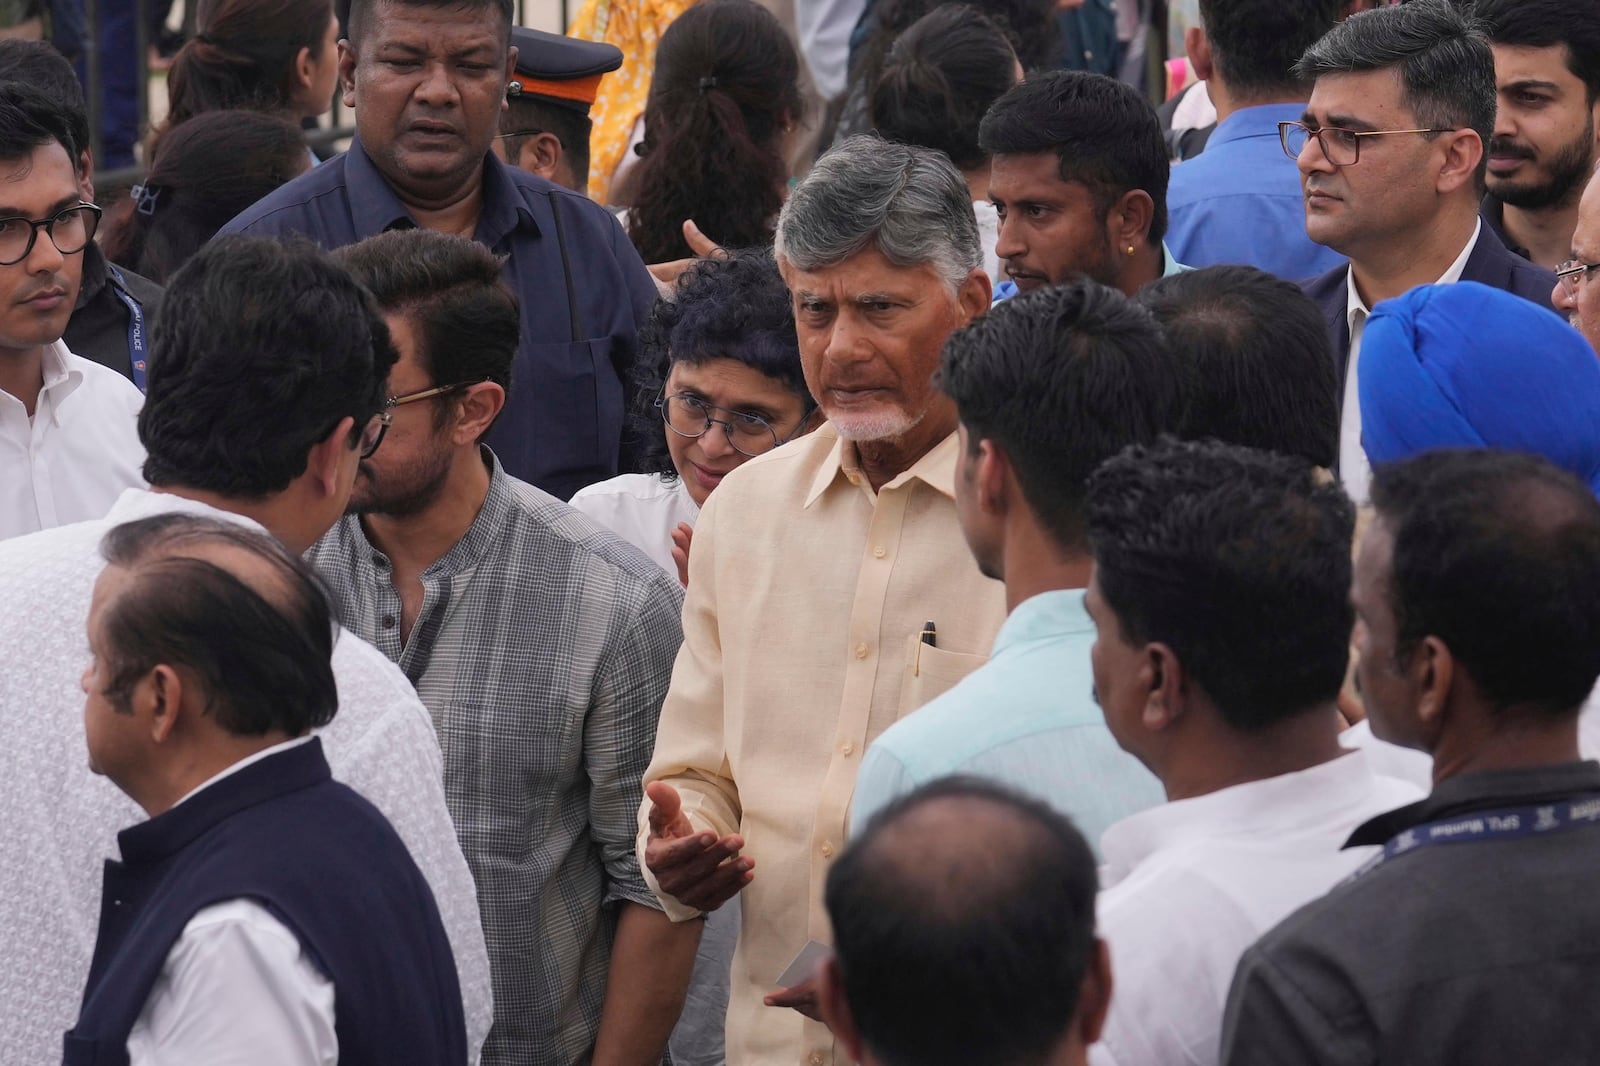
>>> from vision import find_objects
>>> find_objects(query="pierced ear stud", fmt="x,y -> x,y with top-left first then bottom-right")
1127,244 -> 1136,256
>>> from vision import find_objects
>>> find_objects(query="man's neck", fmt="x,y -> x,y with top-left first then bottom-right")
1430,711 -> 1582,786
0,344 -> 48,416
855,410 -> 957,493
1160,705 -> 1348,803
1349,207 -> 1479,307
361,449 -> 493,575
1115,241 -> 1166,299
1498,197 -> 1581,272
1208,80 -> 1305,126
399,175 -> 487,239
1002,520 -> 1090,613
138,732 -> 298,818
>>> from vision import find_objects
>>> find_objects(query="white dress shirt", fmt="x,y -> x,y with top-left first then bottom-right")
569,471 -> 699,574
0,490 -> 494,1065
0,340 -> 144,540
1340,221 -> 1480,504
127,737 -> 338,1066
1090,750 -> 1423,1066
973,200 -> 1003,289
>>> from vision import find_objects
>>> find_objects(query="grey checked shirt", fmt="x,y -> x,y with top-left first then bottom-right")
309,453 -> 685,1066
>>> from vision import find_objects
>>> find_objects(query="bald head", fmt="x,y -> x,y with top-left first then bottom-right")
825,778 -> 1102,1066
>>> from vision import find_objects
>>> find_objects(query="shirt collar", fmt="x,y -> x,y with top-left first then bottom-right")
345,137 -> 538,245
1345,218 -> 1482,331
103,487 -> 270,532
1161,242 -> 1188,278
1204,102 -> 1308,150
168,735 -> 318,811
1100,749 -> 1386,883
992,588 -> 1092,655
27,341 -> 83,419
803,424 -> 959,508
1345,759 -> 1600,848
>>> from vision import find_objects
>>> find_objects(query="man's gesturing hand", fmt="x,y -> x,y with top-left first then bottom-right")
644,781 -> 753,912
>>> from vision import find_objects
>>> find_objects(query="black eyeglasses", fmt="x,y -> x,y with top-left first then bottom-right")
1278,121 -> 1455,167
657,392 -> 812,458
359,411 -> 391,459
0,202 -> 102,266
1556,259 -> 1600,301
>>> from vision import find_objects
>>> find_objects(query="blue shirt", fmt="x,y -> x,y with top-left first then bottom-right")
220,138 -> 660,502
851,589 -> 1163,851
992,243 -> 1189,303
1165,102 -> 1345,281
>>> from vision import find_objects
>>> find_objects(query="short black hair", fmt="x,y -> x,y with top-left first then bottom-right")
1370,449 -> 1600,716
500,95 -> 593,183
1138,266 -> 1339,469
1086,437 -> 1357,731
1295,0 -> 1496,183
940,280 -> 1188,553
828,776 -> 1099,1066
1473,0 -> 1600,102
0,41 -> 89,165
97,513 -> 339,736
0,79 -> 80,169
1199,0 -> 1344,99
139,235 -> 397,496
870,5 -> 1017,173
630,248 -> 809,480
336,229 -> 519,437
347,0 -> 513,45
979,70 -> 1169,241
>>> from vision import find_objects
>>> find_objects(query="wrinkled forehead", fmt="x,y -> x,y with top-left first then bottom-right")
778,246 -> 948,302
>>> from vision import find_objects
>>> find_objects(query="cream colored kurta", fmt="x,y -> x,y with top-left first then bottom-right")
638,423 -> 1007,1066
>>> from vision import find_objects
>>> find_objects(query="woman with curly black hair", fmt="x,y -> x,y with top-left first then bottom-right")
615,0 -> 803,263
571,249 -> 818,581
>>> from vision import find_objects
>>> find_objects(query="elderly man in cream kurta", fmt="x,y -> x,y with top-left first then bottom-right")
637,137 -> 1007,1066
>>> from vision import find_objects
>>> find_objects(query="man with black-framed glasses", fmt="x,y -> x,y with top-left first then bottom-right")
1555,163 -> 1600,351
309,227 -> 696,1066
0,82 -> 143,540
1291,0 -> 1556,505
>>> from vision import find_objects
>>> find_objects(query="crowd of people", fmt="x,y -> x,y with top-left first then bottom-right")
4,0 -> 1600,1064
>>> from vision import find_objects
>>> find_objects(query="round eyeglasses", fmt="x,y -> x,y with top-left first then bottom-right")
0,203 -> 102,266
657,392 -> 811,458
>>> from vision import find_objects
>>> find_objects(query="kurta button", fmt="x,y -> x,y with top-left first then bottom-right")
821,841 -> 835,858
841,741 -> 854,755
810,1054 -> 824,1066
872,545 -> 886,558
853,642 -> 868,659
382,614 -> 396,629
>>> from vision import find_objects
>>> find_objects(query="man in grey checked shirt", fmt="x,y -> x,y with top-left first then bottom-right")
307,229 -> 700,1065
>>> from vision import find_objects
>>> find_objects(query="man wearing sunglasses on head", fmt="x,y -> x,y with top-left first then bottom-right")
0,83 -> 143,540
1288,0 -> 1555,506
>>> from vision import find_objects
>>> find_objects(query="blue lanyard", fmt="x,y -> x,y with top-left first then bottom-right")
104,264 -> 148,393
1346,794 -> 1600,882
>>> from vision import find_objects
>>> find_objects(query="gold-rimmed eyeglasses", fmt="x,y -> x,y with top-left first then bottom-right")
1556,259 -> 1600,302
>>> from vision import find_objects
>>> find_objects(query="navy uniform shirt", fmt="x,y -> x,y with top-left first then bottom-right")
220,137 -> 659,501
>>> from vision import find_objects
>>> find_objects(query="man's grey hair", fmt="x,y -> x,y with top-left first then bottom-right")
775,135 -> 981,292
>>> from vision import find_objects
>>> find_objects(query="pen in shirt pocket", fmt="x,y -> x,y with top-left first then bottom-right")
914,620 -> 937,675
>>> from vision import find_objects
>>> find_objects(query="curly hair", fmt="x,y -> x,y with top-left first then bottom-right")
629,249 -> 811,480
622,0 -> 801,263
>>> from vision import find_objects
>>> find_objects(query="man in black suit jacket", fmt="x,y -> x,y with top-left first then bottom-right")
1285,1 -> 1557,501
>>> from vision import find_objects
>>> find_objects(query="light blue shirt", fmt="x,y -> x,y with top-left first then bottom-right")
992,244 -> 1189,303
851,589 -> 1164,852
1165,102 -> 1346,281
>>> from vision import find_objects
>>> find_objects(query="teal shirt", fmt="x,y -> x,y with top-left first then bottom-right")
851,589 -> 1164,853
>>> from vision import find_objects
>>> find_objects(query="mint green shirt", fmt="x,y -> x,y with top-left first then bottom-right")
851,589 -> 1164,853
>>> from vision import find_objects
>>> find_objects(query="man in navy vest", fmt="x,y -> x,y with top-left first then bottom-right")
66,513 -> 466,1065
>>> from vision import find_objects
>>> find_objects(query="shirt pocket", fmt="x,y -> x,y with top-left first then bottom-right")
896,632 -> 987,719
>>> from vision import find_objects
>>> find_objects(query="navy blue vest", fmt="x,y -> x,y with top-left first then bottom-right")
64,738 -> 466,1066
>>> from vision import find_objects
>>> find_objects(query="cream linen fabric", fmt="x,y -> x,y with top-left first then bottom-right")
638,424 -> 1007,1066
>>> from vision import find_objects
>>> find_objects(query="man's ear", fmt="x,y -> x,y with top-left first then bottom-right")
452,382 -> 506,445
338,39 -> 358,108
307,415 -> 358,498
144,664 -> 185,745
975,438 -> 1010,519
503,46 -> 519,114
955,266 -> 992,324
1184,26 -> 1213,83
77,148 -> 95,203
1078,937 -> 1114,1046
816,957 -> 865,1062
516,132 -> 566,183
1436,128 -> 1484,195
1140,642 -> 1187,733
1411,636 -> 1455,749
1107,189 -> 1156,251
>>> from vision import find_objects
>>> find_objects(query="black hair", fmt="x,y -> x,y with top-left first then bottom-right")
828,775 -> 1099,1066
940,280 -> 1188,552
1473,0 -> 1600,102
630,248 -> 809,480
139,235 -> 398,496
1085,437 -> 1357,731
1198,0 -> 1344,99
1370,449 -> 1600,716
1294,0 -> 1496,183
623,0 -> 800,263
979,70 -> 1170,242
337,229 -> 520,437
1138,266 -> 1338,469
97,514 -> 339,736
0,41 -> 89,166
165,0 -> 333,129
870,6 -> 1016,173
853,0 -> 1057,102
0,79 -> 80,168
102,110 -> 308,284
348,0 -> 512,44
499,95 -> 594,185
